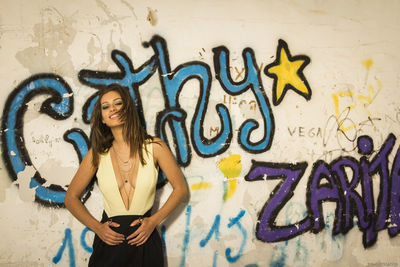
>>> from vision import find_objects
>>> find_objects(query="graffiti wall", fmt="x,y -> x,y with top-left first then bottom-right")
1,0 -> 400,266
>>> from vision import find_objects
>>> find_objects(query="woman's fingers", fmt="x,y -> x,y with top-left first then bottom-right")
126,229 -> 140,243
134,234 -> 148,246
100,217 -> 155,246
107,224 -> 125,240
99,222 -> 125,245
109,221 -> 120,228
108,230 -> 125,241
127,231 -> 149,246
130,218 -> 143,227
104,238 -> 121,246
127,218 -> 154,246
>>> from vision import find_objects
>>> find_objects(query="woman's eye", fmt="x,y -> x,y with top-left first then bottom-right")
101,105 -> 109,110
115,101 -> 123,106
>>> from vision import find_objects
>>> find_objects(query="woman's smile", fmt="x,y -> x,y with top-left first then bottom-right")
101,91 -> 125,127
110,112 -> 121,119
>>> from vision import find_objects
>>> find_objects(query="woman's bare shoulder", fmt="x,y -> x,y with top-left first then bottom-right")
151,137 -> 170,157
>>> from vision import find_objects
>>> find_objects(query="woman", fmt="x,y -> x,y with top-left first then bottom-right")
65,84 -> 188,266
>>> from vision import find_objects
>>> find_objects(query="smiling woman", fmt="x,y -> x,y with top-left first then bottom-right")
100,91 -> 124,127
64,84 -> 188,266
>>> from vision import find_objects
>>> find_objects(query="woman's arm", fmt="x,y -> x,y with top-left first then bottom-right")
65,149 -> 124,245
151,137 -> 188,224
127,138 -> 188,246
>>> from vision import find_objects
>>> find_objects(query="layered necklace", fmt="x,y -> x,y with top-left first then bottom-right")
112,145 -> 133,182
112,145 -> 137,210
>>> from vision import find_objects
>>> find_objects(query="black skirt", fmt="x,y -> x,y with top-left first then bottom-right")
89,211 -> 164,267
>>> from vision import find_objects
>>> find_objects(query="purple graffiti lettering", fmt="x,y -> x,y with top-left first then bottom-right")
359,134 -> 395,247
245,161 -> 311,242
246,133 -> 399,248
331,157 -> 369,233
389,143 -> 400,237
307,161 -> 342,233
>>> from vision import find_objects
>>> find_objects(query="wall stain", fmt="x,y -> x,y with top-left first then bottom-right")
15,7 -> 77,77
147,7 -> 158,26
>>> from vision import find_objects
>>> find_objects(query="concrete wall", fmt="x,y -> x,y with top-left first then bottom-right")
1,0 -> 400,266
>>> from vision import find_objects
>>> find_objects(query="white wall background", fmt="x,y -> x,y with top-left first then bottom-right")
1,0 -> 400,266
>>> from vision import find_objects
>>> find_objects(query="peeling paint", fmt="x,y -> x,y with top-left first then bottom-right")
15,165 -> 37,202
37,159 -> 75,190
15,7 -> 77,77
147,7 -> 158,26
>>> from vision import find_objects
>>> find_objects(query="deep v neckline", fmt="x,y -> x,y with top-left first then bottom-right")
108,149 -> 141,211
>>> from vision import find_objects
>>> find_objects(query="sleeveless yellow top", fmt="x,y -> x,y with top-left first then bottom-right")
97,142 -> 158,217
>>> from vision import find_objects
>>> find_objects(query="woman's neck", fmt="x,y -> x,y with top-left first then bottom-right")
111,126 -> 128,148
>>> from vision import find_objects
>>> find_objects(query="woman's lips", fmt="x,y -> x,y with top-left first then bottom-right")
110,113 -> 120,119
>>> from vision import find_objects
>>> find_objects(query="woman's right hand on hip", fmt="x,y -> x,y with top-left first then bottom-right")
96,221 -> 125,245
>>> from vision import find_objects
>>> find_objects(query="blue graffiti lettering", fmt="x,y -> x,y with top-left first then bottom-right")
148,36 -> 233,166
213,46 -> 274,153
199,214 -> 221,247
1,35 -> 312,207
225,209 -> 246,263
79,50 -> 156,126
180,205 -> 192,267
52,228 -> 76,267
80,227 -> 93,253
1,74 -> 74,207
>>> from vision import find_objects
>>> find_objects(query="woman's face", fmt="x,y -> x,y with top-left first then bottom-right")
100,90 -> 124,128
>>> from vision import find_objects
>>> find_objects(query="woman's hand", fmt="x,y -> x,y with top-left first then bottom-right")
126,217 -> 157,246
95,221 -> 125,246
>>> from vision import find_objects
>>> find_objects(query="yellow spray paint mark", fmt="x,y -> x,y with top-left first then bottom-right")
224,179 -> 237,201
191,182 -> 212,191
332,91 -> 356,132
363,59 -> 373,70
218,154 -> 242,201
331,59 -> 380,133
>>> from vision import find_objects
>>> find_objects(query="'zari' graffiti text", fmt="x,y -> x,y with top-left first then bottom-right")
246,134 -> 400,248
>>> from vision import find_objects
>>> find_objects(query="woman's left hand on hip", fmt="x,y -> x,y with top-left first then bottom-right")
127,217 -> 156,246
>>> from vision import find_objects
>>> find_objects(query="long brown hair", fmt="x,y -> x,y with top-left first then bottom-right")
90,84 -> 151,168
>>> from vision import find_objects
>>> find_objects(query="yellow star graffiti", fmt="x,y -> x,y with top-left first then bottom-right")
265,40 -> 311,105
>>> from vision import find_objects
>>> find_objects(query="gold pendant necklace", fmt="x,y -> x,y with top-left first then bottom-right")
112,146 -> 133,172
112,145 -> 137,210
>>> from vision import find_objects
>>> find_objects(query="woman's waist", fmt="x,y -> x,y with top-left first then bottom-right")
101,210 -> 151,235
